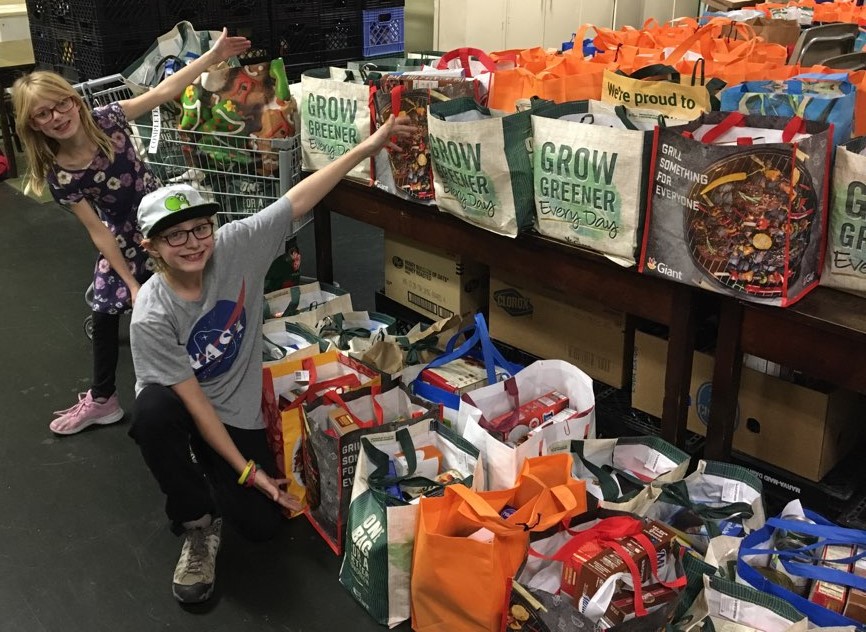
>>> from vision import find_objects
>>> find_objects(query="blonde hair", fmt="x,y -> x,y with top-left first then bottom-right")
12,71 -> 115,195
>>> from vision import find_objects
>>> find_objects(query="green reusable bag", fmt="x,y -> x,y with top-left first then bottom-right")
338,421 -> 481,627
428,97 -> 553,237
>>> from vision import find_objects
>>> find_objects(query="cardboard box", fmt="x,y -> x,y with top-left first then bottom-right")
488,273 -> 627,388
383,234 -> 488,320
632,331 -> 862,481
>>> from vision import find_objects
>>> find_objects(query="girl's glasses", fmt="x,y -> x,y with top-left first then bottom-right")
31,96 -> 76,124
160,222 -> 215,247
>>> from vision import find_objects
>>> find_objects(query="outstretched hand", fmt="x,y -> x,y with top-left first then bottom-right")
254,470 -> 304,512
210,27 -> 252,63
362,114 -> 416,157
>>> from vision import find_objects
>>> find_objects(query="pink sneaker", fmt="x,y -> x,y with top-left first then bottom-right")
49,390 -> 125,435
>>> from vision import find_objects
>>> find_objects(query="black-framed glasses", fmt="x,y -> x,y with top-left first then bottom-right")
160,222 -> 215,247
31,96 -> 76,125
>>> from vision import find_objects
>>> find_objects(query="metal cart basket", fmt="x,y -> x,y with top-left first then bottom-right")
73,74 -> 308,339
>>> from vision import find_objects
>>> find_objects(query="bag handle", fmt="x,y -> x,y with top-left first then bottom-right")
628,64 -> 681,82
699,112 -> 804,145
318,313 -> 373,351
612,105 -> 641,131
323,385 -> 384,428
571,441 -> 623,501
657,480 -> 755,537
435,47 -> 497,77
426,313 -> 520,383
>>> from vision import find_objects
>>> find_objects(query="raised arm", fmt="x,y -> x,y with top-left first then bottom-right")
286,114 -> 415,218
119,28 -> 251,121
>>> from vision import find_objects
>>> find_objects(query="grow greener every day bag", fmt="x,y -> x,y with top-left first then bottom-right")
428,97 -> 553,237
300,68 -> 372,183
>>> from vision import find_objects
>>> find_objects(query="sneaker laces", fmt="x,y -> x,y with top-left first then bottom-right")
185,530 -> 208,576
53,393 -> 89,416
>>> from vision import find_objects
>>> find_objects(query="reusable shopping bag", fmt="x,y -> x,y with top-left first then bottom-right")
531,100 -> 687,266
601,67 -> 712,119
644,459 -> 765,555
567,436 -> 690,515
358,315 -> 460,379
338,420 -> 481,628
677,574 -> 810,631
262,349 -> 381,516
263,280 -> 352,323
640,112 -> 833,307
517,513 -> 685,625
410,454 -> 587,632
823,137 -> 866,298
300,67 -> 373,184
123,21 -> 223,94
261,320 -> 331,365
315,311 -> 397,354
411,313 -> 522,413
457,359 -> 595,491
302,385 -> 435,554
738,501 -> 866,629
720,74 -> 856,146
428,97 -> 553,237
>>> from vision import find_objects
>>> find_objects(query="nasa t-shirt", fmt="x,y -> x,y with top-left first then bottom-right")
131,197 -> 294,430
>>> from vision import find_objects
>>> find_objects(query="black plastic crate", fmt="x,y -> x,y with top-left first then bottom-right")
283,60 -> 321,81
320,8 -> 362,61
49,0 -> 77,31
158,0 -> 210,31
29,24 -> 58,67
272,15 -> 322,66
54,29 -> 151,81
59,0 -> 161,42
25,0 -> 54,29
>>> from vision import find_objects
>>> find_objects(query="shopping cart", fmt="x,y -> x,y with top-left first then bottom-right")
73,73 -> 309,339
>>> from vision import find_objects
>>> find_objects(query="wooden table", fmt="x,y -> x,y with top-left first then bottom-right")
705,287 -> 866,461
0,39 -> 35,179
315,180 -> 700,449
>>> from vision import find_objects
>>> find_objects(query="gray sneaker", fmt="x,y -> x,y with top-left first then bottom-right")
172,517 -> 222,603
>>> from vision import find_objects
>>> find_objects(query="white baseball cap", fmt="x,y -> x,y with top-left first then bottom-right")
137,184 -> 220,238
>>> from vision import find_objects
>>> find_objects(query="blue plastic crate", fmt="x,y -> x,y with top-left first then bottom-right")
362,7 -> 404,58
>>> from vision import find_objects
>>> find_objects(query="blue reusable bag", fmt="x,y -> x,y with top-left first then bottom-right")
720,73 -> 856,146
411,313 -> 521,410
738,509 -> 866,629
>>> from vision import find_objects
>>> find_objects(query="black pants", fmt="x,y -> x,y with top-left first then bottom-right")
91,311 -> 120,399
129,385 -> 282,542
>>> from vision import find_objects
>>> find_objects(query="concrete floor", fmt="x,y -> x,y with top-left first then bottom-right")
0,179 -> 409,631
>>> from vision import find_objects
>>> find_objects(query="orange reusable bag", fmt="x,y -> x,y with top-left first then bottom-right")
410,454 -> 587,632
487,57 -> 608,112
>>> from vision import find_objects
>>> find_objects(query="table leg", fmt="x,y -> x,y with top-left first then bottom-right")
0,76 -> 17,179
661,285 -> 696,448
705,297 -> 744,461
314,205 -> 334,284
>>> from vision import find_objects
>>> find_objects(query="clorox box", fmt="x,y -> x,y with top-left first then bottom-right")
488,272 -> 627,387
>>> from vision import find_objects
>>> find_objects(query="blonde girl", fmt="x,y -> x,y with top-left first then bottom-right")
13,29 -> 250,435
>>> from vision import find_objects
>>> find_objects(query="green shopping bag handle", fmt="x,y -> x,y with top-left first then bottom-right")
318,313 -> 372,350
571,441 -> 622,501
658,480 -> 754,538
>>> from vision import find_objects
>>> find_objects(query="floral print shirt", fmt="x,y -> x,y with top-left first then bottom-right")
47,102 -> 161,314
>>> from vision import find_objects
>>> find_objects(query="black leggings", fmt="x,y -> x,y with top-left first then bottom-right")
129,384 -> 282,541
91,311 -> 121,399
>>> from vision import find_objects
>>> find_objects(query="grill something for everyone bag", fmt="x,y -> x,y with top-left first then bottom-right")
640,112 -> 832,307
301,385 -> 435,554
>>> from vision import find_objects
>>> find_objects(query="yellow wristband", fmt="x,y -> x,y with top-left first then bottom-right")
238,459 -> 255,485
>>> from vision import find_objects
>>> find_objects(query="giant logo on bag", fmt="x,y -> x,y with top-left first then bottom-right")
493,288 -> 533,316
187,282 -> 247,380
